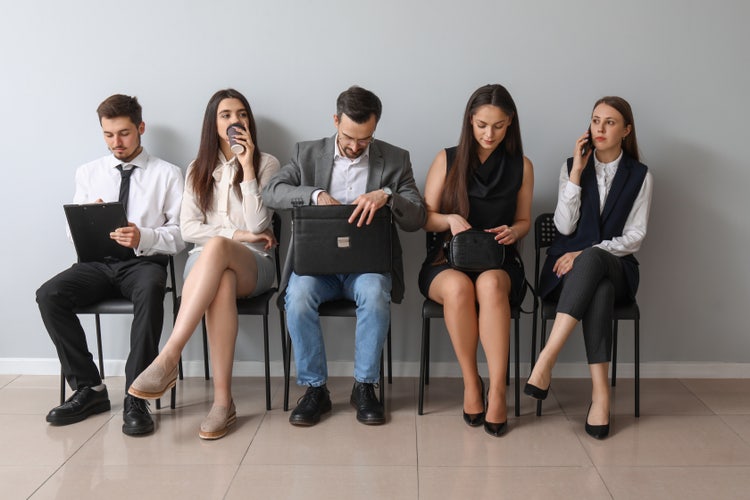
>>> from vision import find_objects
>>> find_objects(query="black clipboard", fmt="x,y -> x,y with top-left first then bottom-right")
64,202 -> 134,262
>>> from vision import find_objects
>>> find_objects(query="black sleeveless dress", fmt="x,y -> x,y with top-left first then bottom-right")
418,145 -> 527,306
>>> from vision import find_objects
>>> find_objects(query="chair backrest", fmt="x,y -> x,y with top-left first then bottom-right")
534,213 -> 559,292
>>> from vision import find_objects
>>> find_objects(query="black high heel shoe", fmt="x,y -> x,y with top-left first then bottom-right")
463,378 -> 485,427
523,381 -> 550,400
585,402 -> 610,439
483,385 -> 507,437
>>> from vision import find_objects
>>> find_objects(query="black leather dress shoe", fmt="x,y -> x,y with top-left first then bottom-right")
46,386 -> 111,425
585,403 -> 610,440
463,378 -> 486,427
122,395 -> 154,436
289,385 -> 332,427
350,381 -> 385,425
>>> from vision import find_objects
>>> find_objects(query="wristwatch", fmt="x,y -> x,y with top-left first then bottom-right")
382,186 -> 393,205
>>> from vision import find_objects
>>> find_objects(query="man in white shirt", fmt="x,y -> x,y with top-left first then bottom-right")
36,95 -> 185,435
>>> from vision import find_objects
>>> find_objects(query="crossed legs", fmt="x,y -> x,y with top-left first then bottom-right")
140,237 -> 260,408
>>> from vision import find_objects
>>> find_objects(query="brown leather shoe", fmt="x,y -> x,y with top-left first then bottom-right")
128,360 -> 178,400
199,401 -> 237,440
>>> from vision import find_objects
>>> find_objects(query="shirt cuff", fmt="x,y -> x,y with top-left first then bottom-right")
311,189 -> 324,205
136,227 -> 155,256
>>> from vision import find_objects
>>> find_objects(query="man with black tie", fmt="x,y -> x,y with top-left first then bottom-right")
36,94 -> 185,435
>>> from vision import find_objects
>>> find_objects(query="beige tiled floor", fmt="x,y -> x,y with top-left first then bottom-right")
4,374 -> 750,499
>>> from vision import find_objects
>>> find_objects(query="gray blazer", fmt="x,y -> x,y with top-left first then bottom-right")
262,135 -> 426,303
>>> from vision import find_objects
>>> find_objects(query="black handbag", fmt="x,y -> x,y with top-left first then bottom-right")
444,229 -> 505,272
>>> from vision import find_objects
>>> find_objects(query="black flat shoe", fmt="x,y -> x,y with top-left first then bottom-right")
585,403 -> 610,439
523,381 -> 550,400
484,420 -> 507,437
463,378 -> 485,427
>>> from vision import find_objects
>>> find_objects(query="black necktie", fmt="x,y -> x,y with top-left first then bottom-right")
116,165 -> 136,214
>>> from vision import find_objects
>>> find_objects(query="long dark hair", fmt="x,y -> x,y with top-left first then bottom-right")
441,84 -> 523,218
189,89 -> 262,214
593,96 -> 640,162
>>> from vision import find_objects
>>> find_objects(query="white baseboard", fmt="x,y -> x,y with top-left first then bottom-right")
3,358 -> 750,379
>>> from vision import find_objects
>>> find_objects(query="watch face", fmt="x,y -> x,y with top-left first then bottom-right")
383,187 -> 392,196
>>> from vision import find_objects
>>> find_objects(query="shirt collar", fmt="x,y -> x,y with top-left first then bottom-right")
594,150 -> 623,178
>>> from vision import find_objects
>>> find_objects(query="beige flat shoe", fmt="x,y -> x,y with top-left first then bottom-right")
199,401 -> 237,440
127,360 -> 178,399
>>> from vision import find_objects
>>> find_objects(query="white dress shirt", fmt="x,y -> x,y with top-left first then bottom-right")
72,149 -> 185,256
180,151 -> 280,256
312,135 -> 370,204
553,151 -> 653,257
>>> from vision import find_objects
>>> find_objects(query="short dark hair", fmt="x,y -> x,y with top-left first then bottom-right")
336,85 -> 382,124
96,94 -> 142,126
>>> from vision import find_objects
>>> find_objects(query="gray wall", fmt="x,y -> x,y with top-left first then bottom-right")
2,0 -> 748,375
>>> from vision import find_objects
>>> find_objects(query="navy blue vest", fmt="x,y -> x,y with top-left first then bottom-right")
539,153 -> 648,300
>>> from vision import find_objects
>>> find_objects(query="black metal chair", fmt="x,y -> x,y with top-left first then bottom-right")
192,212 -> 282,411
278,295 -> 392,411
63,256 -> 178,410
532,212 -> 640,417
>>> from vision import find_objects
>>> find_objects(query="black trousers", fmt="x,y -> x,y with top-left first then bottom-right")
548,247 -> 629,364
36,258 -> 167,390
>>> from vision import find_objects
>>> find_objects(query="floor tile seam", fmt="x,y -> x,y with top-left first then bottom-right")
28,413 -> 118,498
238,410 -> 268,464
678,379 -> 718,415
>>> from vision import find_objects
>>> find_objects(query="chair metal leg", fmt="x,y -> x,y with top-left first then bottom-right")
530,297 -> 539,369
178,357 -> 184,380
379,351 -> 385,406
536,317 -> 549,417
279,309 -> 290,412
424,321 -> 431,385
201,317 -> 210,380
635,317 -> 640,417
611,320 -> 619,387
418,316 -> 429,415
387,326 -> 393,384
95,314 -> 104,379
514,316 -> 520,418
262,314 -> 271,411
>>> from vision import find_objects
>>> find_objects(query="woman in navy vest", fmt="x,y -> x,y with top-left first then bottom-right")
420,84 -> 534,436
524,96 -> 653,439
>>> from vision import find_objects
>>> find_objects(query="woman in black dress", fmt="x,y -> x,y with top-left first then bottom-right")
419,84 -> 534,436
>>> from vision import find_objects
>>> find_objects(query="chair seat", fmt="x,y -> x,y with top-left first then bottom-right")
236,288 -> 276,315
73,298 -> 134,315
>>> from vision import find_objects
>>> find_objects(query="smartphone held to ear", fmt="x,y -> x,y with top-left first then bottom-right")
581,129 -> 594,156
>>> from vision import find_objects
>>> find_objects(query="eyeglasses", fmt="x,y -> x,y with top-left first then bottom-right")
338,132 -> 373,148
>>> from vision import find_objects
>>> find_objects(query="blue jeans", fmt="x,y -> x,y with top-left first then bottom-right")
285,272 -> 392,386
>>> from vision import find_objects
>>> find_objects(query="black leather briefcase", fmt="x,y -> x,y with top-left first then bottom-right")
292,205 -> 392,275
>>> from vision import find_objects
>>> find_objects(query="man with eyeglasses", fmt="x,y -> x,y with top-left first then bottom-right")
263,85 -> 425,427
